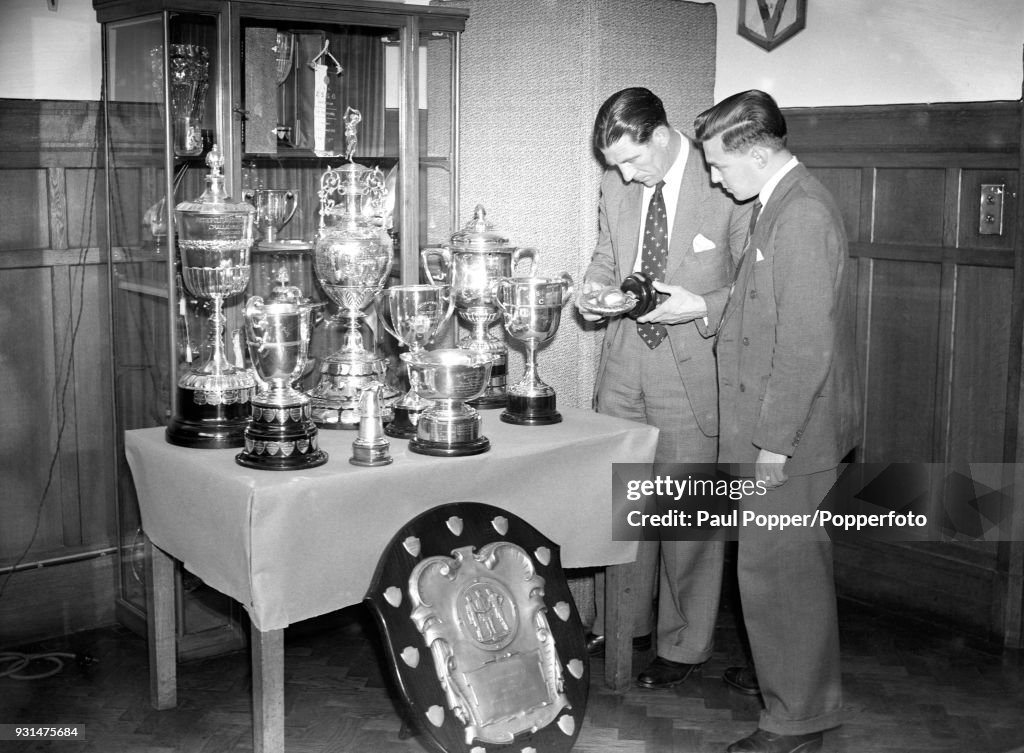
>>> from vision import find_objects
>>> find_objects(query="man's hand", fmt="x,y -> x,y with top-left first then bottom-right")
636,280 -> 708,325
755,448 -> 789,489
576,279 -> 606,322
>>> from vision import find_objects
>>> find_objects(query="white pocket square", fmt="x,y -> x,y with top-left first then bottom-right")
692,233 -> 716,253
755,248 -> 765,262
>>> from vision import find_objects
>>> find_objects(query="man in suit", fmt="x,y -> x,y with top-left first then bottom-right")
579,87 -> 750,688
662,89 -> 860,753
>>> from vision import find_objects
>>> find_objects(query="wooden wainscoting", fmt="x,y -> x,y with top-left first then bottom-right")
0,99 -> 118,646
785,101 -> 1024,646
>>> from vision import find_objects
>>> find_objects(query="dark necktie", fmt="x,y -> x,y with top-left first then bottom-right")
637,181 -> 668,349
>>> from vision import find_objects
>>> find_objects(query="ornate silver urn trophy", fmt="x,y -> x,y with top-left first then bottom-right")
421,205 -> 538,409
400,349 -> 497,457
236,272 -> 328,470
307,109 -> 397,429
379,284 -> 455,439
165,145 -> 256,448
496,273 -> 573,425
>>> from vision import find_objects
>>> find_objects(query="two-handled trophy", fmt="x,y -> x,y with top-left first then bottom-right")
235,271 -> 328,470
379,284 -> 455,439
166,145 -> 257,449
246,188 -> 298,244
307,109 -> 398,428
496,273 -> 574,425
399,349 -> 497,457
421,205 -> 538,408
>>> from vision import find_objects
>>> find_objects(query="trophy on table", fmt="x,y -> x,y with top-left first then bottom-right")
496,273 -> 574,425
165,145 -> 257,448
307,109 -> 398,428
400,349 -> 497,457
236,271 -> 328,470
379,284 -> 455,439
421,205 -> 538,409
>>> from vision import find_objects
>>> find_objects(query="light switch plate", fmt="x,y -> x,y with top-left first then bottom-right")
979,184 -> 1005,236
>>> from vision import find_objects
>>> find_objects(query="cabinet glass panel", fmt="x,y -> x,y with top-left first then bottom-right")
421,29 -> 458,248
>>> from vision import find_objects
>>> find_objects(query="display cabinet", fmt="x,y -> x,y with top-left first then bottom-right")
95,0 -> 468,656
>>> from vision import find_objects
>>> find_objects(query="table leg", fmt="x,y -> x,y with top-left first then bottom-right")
252,628 -> 285,753
604,561 -> 638,692
145,539 -> 177,710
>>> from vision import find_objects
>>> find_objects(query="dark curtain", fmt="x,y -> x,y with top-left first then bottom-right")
332,27 -> 387,157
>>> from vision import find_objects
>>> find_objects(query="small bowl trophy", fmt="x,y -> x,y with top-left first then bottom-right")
496,273 -> 574,425
307,109 -> 397,428
245,188 -> 298,244
421,205 -> 538,409
399,349 -> 497,457
165,145 -> 256,449
379,284 -> 455,439
236,271 -> 328,471
577,271 -> 658,319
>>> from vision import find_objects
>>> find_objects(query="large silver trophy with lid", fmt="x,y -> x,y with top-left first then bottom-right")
379,284 -> 455,439
496,273 -> 573,425
236,271 -> 328,471
307,108 -> 398,428
421,205 -> 538,408
166,145 -> 256,448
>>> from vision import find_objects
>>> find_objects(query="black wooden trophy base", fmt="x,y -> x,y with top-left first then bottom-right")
166,387 -> 252,449
235,402 -> 329,471
500,392 -> 561,425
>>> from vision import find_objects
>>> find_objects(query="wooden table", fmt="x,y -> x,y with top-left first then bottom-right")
125,408 -> 657,753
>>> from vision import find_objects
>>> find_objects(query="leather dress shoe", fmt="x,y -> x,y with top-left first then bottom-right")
585,632 -> 652,657
723,665 -> 761,695
636,656 -> 701,688
726,729 -> 823,753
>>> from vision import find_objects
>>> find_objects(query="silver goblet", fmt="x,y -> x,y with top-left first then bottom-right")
245,188 -> 298,244
379,284 -> 455,439
496,273 -> 574,425
400,349 -> 497,456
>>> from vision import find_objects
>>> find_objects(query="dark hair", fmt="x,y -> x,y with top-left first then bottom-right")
593,87 -> 669,153
693,89 -> 787,153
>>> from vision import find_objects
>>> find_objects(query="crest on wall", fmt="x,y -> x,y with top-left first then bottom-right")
737,0 -> 807,51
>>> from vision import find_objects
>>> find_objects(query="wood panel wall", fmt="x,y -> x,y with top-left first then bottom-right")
0,99 -> 117,646
785,101 -> 1024,646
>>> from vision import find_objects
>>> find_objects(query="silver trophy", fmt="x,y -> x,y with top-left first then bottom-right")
245,188 -> 298,244
379,284 -> 455,439
166,145 -> 256,448
307,148 -> 396,428
400,349 -> 497,457
421,205 -> 538,408
236,272 -> 328,470
496,274 -> 574,425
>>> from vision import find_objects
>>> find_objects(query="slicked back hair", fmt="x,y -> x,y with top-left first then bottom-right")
693,89 -> 787,153
593,87 -> 669,154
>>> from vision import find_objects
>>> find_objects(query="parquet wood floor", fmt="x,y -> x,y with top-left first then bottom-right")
2,598 -> 1022,753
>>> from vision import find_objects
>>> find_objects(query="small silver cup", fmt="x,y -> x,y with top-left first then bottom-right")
400,349 -> 496,456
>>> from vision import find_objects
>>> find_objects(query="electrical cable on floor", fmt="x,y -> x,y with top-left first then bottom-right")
0,651 -> 80,680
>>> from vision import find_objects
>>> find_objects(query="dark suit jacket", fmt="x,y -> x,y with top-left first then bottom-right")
703,163 -> 861,475
585,139 -> 750,436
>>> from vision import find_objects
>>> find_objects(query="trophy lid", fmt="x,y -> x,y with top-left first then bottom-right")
449,204 -> 511,250
175,144 -> 254,217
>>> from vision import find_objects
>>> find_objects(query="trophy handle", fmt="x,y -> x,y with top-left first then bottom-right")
278,191 -> 299,231
512,247 -> 539,277
420,246 -> 451,285
493,277 -> 514,315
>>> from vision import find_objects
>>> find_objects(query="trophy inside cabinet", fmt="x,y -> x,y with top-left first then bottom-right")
97,0 -> 468,658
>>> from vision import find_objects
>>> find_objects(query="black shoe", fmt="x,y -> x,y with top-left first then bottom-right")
726,728 -> 823,753
636,656 -> 701,688
723,665 -> 761,695
585,632 -> 652,657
